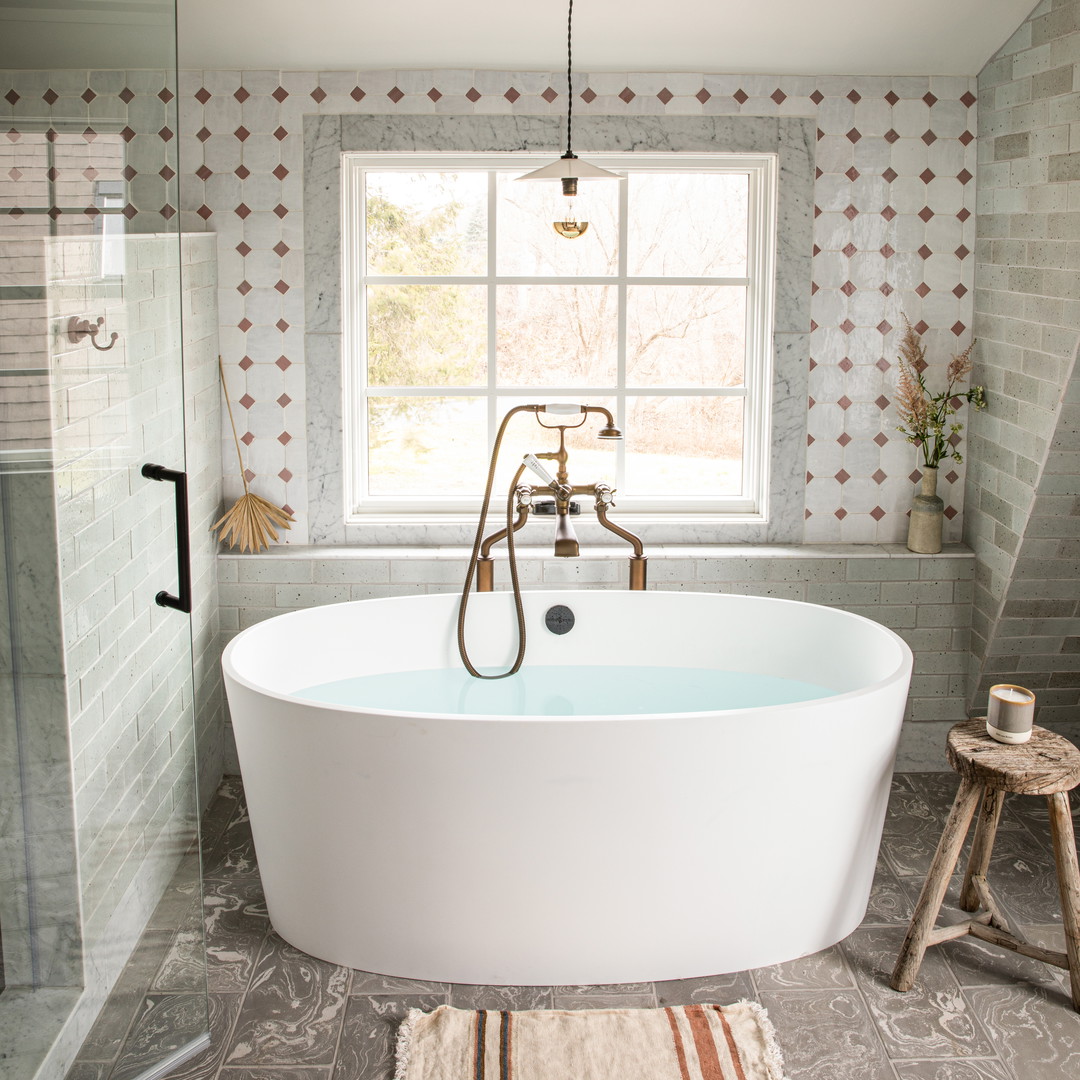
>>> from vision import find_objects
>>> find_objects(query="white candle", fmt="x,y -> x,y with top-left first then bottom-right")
987,684 -> 1035,744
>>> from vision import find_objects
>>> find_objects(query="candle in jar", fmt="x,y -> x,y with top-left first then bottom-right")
986,684 -> 1035,744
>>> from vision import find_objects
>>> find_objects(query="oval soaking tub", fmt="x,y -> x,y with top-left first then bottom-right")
222,589 -> 913,986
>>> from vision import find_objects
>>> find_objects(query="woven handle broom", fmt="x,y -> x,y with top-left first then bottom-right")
213,356 -> 295,552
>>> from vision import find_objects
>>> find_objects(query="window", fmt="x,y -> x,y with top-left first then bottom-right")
343,152 -> 776,520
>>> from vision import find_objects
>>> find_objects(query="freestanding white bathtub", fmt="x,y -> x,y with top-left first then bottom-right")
222,589 -> 913,985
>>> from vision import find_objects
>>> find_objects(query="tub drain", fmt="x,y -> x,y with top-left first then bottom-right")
545,604 -> 575,635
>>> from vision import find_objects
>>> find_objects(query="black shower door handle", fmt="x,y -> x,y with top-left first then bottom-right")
141,463 -> 192,614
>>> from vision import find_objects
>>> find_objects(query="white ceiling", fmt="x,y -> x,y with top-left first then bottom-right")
176,0 -> 1035,76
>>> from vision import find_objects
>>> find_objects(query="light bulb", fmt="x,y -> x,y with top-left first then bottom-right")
553,195 -> 588,240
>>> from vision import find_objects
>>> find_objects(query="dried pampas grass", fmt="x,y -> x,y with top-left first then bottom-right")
213,356 -> 295,552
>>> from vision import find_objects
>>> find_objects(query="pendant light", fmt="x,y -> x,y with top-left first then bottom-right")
516,0 -> 621,238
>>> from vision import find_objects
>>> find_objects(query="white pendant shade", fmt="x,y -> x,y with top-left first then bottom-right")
516,156 -> 622,182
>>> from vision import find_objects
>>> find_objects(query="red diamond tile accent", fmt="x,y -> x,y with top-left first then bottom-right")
884,129 -> 899,143
809,359 -> 818,370
813,244 -> 821,256
837,432 -> 852,447
8,167 -> 21,180
196,204 -> 212,220
918,244 -> 932,260
872,469 -> 887,484
619,87 -> 636,103
279,468 -> 293,482
44,128 -> 56,142
944,505 -> 958,520
733,89 -> 749,104
281,504 -> 294,516
920,168 -> 935,184
194,87 -> 211,104
117,87 -> 135,105
846,128 -> 862,143
239,355 -> 253,370
881,243 -> 895,259
582,87 -> 598,103
811,281 -> 820,295
923,92 -> 938,108
243,468 -> 256,483
806,508 -> 813,519
842,242 -> 858,258
160,164 -> 176,181
807,434 -> 815,445
948,432 -> 961,447
909,469 -> 922,484
957,168 -> 973,185
122,165 -> 136,181
843,204 -> 859,220
836,468 -> 851,483
234,125 -> 250,141
883,167 -> 898,183
273,86 -> 289,102
839,357 -> 854,372
657,88 -> 674,105
241,432 -> 254,446
915,282 -> 931,298
273,241 -> 290,257
874,432 -> 889,447
84,205 -> 100,219
959,130 -> 974,145
196,126 -> 211,142
840,319 -> 855,334
880,283 -> 894,297
81,126 -> 99,142
234,86 -> 250,103
277,394 -> 292,408
273,203 -> 288,218
275,279 -> 289,293
810,90 -> 824,105
272,126 -> 287,141
841,281 -> 856,296
876,357 -> 891,371
42,88 -> 58,105
237,280 -> 252,295
276,318 -> 290,332
238,318 -> 252,332
918,206 -> 934,222
875,395 -> 891,410
235,203 -> 251,219
951,321 -> 966,336
542,87 -> 558,103
81,88 -> 96,104
236,241 -> 251,256
466,88 -> 481,103
877,320 -> 893,335
814,206 -> 822,218
847,89 -> 861,104
771,89 -> 787,105
808,396 -> 816,408
835,508 -> 848,520
817,128 -> 824,141
961,90 -> 977,108
273,163 -> 289,180
81,166 -> 96,180
276,355 -> 291,370
311,86 -> 328,103
428,88 -> 442,102
120,125 -> 136,142
278,431 -> 292,445
504,87 -> 520,103
956,244 -> 970,259
239,393 -> 255,409
845,166 -> 860,182
884,90 -> 900,106
3,89 -> 18,105
836,398 -> 852,414
950,395 -> 963,410
945,470 -> 959,484
870,506 -> 886,521
957,207 -> 971,222
922,129 -> 937,145
953,283 -> 968,299
810,321 -> 819,333
235,164 -> 250,179
914,322 -> 929,338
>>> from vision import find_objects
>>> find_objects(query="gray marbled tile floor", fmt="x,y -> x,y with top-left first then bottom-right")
67,773 -> 1080,1080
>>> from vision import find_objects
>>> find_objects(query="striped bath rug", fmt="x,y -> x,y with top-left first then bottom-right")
394,1002 -> 788,1080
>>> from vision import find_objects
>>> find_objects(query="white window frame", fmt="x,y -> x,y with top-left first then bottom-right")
342,152 -> 777,523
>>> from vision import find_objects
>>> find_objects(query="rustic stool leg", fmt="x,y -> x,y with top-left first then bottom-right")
1047,791 -> 1080,1012
891,777 -> 982,992
959,787 -> 1005,912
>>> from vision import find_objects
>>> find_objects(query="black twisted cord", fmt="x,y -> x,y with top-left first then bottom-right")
566,0 -> 574,155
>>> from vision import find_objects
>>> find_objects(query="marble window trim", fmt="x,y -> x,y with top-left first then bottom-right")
304,114 -> 813,546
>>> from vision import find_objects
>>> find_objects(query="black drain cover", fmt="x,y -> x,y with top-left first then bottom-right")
544,604 -> 575,635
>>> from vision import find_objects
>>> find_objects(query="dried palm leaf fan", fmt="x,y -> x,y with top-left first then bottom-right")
213,356 -> 295,551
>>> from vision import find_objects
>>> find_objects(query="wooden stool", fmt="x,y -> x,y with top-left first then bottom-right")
890,719 -> 1080,1011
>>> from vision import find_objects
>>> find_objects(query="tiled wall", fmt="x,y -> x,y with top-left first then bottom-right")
157,67 -> 981,545
969,0 -> 1080,732
218,545 -> 975,771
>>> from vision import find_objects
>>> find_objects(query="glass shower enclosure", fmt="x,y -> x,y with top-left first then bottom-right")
1,2 -> 211,1078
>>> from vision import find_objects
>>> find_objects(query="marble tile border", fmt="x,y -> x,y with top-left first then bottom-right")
303,113 -> 813,546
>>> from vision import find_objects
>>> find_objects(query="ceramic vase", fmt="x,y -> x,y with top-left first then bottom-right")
907,465 -> 943,554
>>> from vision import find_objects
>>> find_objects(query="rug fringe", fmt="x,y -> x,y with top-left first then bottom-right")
393,1007 -> 423,1080
735,999 -> 791,1080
